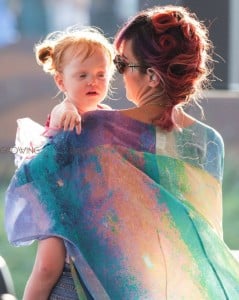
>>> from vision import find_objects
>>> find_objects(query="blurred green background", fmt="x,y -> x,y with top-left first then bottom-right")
1,0 -> 239,299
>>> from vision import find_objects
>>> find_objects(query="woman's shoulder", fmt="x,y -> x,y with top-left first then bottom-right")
185,118 -> 224,181
83,109 -> 140,126
190,118 -> 224,150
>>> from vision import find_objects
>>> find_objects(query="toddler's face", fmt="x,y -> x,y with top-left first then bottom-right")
60,46 -> 111,113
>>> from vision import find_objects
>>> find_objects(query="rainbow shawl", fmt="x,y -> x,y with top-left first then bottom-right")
5,110 -> 239,299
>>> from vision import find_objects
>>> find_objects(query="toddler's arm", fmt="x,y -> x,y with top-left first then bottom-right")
50,100 -> 81,134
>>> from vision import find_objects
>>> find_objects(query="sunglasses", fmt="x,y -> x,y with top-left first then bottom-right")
113,54 -> 149,74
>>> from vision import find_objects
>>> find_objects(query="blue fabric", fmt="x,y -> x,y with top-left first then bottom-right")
49,263 -> 78,300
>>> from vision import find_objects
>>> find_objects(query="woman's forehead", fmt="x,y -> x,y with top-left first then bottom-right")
119,40 -> 134,60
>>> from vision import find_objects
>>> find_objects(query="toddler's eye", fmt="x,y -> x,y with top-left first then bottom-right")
97,72 -> 106,78
79,73 -> 87,78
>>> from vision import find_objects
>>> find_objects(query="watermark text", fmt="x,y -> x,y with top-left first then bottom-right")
0,146 -> 42,154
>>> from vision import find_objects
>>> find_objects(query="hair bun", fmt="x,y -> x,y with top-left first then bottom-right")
151,13 -> 172,33
159,34 -> 177,51
38,46 -> 53,64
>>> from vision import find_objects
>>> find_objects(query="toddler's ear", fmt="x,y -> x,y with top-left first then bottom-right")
54,72 -> 65,92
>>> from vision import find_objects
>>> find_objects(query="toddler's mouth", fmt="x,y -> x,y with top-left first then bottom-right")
86,91 -> 98,95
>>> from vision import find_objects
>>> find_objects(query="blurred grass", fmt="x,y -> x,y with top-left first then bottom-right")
222,153 -> 239,249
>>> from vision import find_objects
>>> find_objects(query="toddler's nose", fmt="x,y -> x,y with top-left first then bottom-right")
87,76 -> 97,86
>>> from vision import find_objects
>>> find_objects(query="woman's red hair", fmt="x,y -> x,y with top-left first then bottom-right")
114,6 -> 214,130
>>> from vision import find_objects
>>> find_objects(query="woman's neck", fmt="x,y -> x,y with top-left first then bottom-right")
134,87 -> 171,107
121,102 -> 195,129
121,103 -> 168,124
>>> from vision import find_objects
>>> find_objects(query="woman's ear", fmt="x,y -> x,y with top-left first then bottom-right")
54,72 -> 65,92
147,68 -> 161,87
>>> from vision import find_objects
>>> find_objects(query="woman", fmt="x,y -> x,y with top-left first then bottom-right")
5,5 -> 239,299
